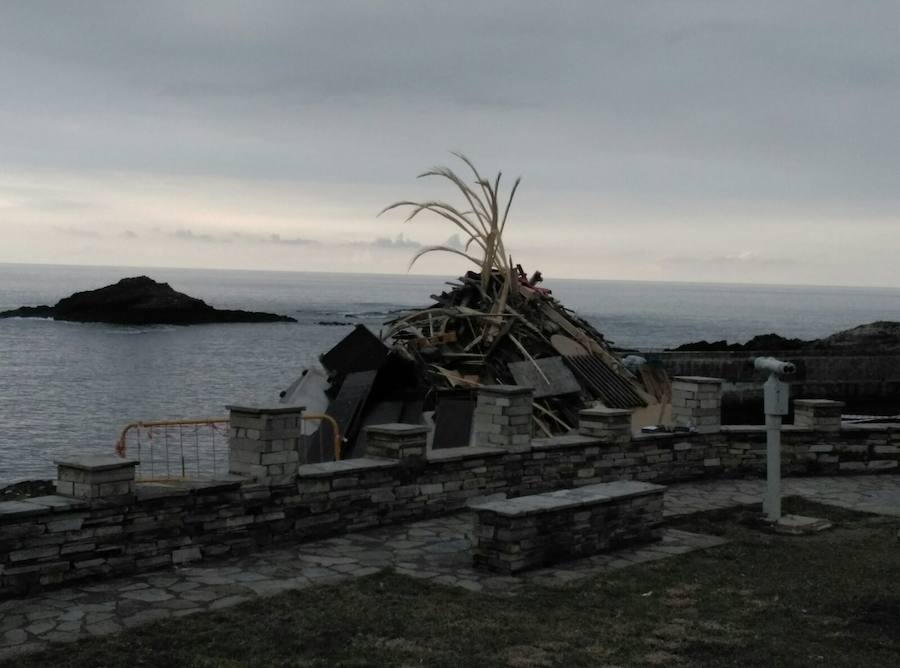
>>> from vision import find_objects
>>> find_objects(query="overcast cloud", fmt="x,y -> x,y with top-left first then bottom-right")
2,2 -> 899,286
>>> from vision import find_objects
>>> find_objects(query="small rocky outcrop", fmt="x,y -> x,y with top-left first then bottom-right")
0,276 -> 297,325
672,333 -> 807,352
1,305 -> 55,319
818,321 -> 900,350
671,321 -> 900,352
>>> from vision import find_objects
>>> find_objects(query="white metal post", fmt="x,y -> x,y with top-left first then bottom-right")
754,357 -> 795,523
765,413 -> 782,520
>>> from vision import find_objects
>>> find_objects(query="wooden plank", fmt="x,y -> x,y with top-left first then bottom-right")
323,369 -> 378,459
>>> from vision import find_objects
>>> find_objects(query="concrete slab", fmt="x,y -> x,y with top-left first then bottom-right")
773,514 -> 833,535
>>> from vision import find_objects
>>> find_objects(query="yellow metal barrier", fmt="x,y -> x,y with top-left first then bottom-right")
115,418 -> 230,480
302,413 -> 343,461
115,413 -> 342,477
115,418 -> 228,458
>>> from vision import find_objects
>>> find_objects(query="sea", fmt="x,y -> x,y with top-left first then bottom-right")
2,262 -> 899,484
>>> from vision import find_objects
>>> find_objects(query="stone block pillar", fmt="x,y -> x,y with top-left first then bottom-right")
364,424 -> 428,460
54,456 -> 138,501
671,376 -> 723,434
227,405 -> 304,483
794,399 -> 844,432
473,385 -> 534,450
578,407 -> 633,443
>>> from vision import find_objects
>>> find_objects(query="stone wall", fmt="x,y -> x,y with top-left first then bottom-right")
2,423 -> 898,598
2,396 -> 899,598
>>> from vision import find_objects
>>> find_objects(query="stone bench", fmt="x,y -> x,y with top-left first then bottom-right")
470,480 -> 666,573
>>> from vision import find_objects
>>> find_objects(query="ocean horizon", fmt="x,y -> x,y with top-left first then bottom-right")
4,259 -> 900,292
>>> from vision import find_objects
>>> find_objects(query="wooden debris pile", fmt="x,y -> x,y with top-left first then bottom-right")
382,265 -> 653,439
284,155 -> 667,459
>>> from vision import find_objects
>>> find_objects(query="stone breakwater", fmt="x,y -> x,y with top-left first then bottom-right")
1,381 -> 899,598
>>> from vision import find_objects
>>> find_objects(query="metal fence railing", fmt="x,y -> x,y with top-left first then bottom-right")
114,414 -> 343,480
115,419 -> 230,480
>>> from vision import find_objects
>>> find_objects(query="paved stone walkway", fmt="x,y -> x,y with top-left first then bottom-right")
2,473 -> 899,660
664,473 -> 900,518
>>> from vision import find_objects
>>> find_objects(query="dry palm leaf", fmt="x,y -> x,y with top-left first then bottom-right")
378,153 -> 521,290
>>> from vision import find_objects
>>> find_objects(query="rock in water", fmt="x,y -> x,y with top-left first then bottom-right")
0,276 -> 297,325
0,305 -> 55,319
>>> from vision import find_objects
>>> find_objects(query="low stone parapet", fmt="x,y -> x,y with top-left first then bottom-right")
470,480 -> 665,574
473,385 -> 534,450
54,455 -> 138,501
364,424 -> 428,461
671,376 -> 724,433
578,407 -> 633,443
228,405 -> 304,483
794,399 -> 844,432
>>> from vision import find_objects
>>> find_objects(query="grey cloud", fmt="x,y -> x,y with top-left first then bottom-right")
349,234 -> 422,250
267,233 -> 317,246
52,225 -> 102,238
230,232 -> 319,246
28,195 -> 96,212
444,234 -> 464,251
172,228 -> 416,250
121,229 -> 138,239
662,252 -> 796,268
172,228 -> 220,243
2,3 -> 900,284
172,229 -> 320,246
1,184 -> 98,212
4,2 -> 900,208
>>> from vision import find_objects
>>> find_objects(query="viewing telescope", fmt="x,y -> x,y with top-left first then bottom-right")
753,356 -> 796,376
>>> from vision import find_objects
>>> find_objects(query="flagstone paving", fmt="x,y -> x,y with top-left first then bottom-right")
1,473 -> 898,659
663,474 -> 900,518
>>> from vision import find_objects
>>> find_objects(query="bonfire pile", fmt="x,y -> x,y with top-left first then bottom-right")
382,265 -> 652,437
288,156 -> 666,460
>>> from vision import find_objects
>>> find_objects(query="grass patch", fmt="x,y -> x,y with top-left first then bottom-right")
4,498 -> 899,667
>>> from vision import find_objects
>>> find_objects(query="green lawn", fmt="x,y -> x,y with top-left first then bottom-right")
4,498 -> 899,667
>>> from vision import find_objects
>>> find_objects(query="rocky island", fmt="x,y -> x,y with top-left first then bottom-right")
0,276 -> 297,325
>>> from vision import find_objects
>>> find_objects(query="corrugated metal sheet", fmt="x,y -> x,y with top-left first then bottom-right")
563,354 -> 647,409
508,356 -> 581,398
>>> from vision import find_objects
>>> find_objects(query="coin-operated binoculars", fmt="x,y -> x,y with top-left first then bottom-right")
753,357 -> 797,521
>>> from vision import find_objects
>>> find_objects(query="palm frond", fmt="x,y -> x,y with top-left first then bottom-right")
498,176 -> 521,239
451,152 -> 494,213
382,154 -> 521,283
418,168 -> 491,232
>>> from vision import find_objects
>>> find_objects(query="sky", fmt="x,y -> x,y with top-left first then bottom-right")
2,1 -> 899,287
